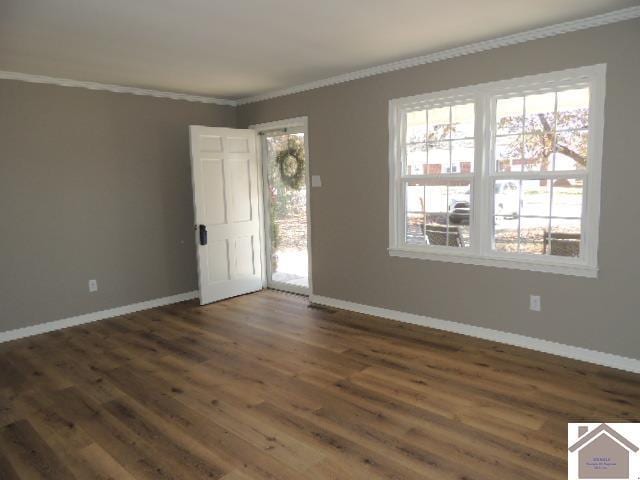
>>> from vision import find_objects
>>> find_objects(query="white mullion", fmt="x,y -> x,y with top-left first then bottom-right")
520,95 -> 526,173
551,91 -> 559,171
475,93 -> 490,255
445,106 -> 452,245
516,180 -> 523,252
448,106 -> 453,173
400,173 -> 475,182
425,108 -> 430,171
545,91 -> 559,256
401,108 -> 408,176
490,170 -> 587,180
547,181 -> 555,256
399,178 -> 406,247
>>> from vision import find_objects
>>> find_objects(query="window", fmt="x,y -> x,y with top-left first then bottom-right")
389,65 -> 605,277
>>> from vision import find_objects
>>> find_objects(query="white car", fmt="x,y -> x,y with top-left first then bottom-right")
494,181 -> 520,218
448,181 -> 520,224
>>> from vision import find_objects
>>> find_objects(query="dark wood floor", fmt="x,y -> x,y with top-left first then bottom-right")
0,290 -> 638,479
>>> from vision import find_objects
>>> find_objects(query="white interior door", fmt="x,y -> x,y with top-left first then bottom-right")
189,126 -> 263,305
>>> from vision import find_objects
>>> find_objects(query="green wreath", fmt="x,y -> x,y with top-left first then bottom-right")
275,140 -> 305,190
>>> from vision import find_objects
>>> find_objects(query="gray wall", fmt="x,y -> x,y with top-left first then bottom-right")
0,80 -> 236,331
238,19 -> 640,359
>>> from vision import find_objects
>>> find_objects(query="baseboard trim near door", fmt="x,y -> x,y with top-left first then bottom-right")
309,294 -> 640,374
0,291 -> 199,344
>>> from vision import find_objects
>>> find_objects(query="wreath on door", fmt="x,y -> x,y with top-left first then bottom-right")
275,139 -> 305,190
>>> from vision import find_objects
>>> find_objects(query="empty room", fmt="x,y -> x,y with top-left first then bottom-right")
1,1 -> 640,479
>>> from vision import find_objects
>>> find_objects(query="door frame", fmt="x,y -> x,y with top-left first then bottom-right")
250,116 -> 313,296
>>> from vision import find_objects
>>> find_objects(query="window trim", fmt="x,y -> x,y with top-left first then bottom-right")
388,65 -> 606,278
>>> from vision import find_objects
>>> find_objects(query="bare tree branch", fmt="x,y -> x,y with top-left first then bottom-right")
555,144 -> 587,167
537,113 -> 586,167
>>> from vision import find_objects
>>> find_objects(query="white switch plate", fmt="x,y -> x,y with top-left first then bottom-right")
529,294 -> 541,312
311,175 -> 322,187
89,279 -> 98,292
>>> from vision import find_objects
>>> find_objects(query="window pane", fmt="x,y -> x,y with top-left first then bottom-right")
557,88 -> 589,131
494,180 -> 550,255
496,135 -> 522,172
427,142 -> 450,174
525,92 -> 556,132
494,216 -> 518,253
451,103 -> 474,139
407,103 -> 474,176
551,180 -> 583,219
496,97 -> 523,135
406,213 -> 425,245
495,89 -> 589,173
405,181 -> 471,247
521,180 -> 550,218
427,106 -> 451,142
523,133 -> 553,172
494,179 -> 584,256
519,217 -> 546,255
406,142 -> 427,175
549,218 -> 581,257
451,139 -> 474,173
554,130 -> 588,170
494,180 -> 520,218
406,110 -> 427,143
406,183 -> 425,212
494,217 -> 546,255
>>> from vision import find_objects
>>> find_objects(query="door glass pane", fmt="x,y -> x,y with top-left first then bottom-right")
265,132 -> 309,290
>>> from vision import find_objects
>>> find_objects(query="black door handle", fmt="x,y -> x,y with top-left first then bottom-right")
199,225 -> 208,246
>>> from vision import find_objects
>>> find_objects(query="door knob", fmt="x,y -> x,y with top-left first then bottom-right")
199,225 -> 208,246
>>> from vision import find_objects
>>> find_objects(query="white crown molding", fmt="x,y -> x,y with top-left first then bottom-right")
309,294 -> 640,374
0,290 -> 198,344
0,71 -> 237,106
2,7 -> 638,107
237,6 -> 640,105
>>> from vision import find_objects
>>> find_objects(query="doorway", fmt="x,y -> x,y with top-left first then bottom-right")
254,118 -> 311,295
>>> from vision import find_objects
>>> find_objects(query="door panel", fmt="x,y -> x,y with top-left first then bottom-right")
233,236 -> 256,277
227,136 -> 250,153
190,126 -> 262,305
227,158 -> 252,222
201,158 -> 226,225
200,134 -> 223,152
206,240 -> 230,283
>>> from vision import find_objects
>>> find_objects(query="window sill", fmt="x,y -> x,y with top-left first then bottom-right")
388,247 -> 598,278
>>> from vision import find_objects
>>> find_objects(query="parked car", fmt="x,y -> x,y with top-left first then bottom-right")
494,181 -> 520,218
449,200 -> 470,224
448,181 -> 520,224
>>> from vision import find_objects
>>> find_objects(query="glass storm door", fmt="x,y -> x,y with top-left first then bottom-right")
261,126 -> 310,294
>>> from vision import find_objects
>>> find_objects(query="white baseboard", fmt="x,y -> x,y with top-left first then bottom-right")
309,294 -> 640,374
0,291 -> 199,344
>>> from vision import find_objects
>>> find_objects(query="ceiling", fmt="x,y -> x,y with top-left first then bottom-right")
1,0 -> 638,100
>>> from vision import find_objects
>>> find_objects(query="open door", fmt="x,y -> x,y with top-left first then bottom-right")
189,126 -> 263,305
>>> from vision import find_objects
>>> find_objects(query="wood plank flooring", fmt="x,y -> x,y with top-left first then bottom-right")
0,289 -> 638,479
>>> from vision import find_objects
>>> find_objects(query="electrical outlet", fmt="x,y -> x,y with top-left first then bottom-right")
89,279 -> 98,292
529,294 -> 541,312
311,175 -> 322,187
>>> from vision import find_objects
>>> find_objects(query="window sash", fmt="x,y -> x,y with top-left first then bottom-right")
388,65 -> 605,276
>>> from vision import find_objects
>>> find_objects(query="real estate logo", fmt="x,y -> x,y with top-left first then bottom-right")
568,423 -> 640,479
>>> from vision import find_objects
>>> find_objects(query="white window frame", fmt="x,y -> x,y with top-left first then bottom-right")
388,65 -> 606,277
